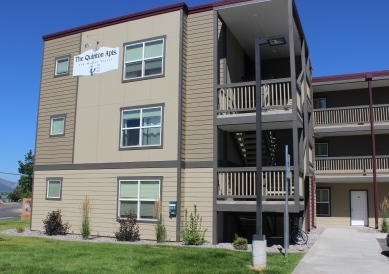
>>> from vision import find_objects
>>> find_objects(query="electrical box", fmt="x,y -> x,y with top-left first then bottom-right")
169,201 -> 177,217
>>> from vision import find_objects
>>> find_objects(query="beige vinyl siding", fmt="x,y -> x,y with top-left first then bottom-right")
35,34 -> 80,165
316,182 -> 389,228
31,168 -> 178,239
181,168 -> 213,242
183,11 -> 214,162
181,13 -> 187,160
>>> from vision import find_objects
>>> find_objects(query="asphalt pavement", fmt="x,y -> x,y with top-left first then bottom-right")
0,203 -> 22,220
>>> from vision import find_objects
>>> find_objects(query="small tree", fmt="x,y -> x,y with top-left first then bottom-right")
80,196 -> 92,239
114,211 -> 140,241
8,150 -> 34,200
43,210 -> 70,235
180,205 -> 207,245
381,196 -> 389,233
154,200 -> 167,243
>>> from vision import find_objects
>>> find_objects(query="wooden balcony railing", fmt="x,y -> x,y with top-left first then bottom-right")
314,104 -> 389,125
315,156 -> 389,174
217,167 -> 294,198
217,78 -> 292,115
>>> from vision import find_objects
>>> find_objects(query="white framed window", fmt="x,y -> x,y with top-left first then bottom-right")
313,98 -> 326,109
316,188 -> 330,216
123,38 -> 164,80
50,116 -> 65,136
315,143 -> 328,157
46,179 -> 62,200
118,179 -> 160,220
120,106 -> 162,148
55,56 -> 70,76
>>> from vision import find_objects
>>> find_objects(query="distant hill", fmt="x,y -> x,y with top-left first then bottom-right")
0,178 -> 17,193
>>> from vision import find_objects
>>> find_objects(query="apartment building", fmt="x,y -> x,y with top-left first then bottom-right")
31,0 -> 314,243
313,71 -> 389,228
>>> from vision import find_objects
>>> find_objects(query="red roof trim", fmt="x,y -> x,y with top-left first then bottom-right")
313,70 -> 389,83
43,3 -> 187,41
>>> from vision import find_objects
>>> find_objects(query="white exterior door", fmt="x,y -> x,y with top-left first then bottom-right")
350,191 -> 368,226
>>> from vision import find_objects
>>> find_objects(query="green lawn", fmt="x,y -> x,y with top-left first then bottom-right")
0,220 -> 304,274
0,219 -> 30,231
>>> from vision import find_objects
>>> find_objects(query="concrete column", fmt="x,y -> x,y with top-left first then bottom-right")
252,240 -> 267,269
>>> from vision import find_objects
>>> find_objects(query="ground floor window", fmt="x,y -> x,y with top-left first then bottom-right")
46,178 -> 62,200
316,188 -> 330,216
118,179 -> 161,220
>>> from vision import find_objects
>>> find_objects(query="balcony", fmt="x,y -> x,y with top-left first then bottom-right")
314,104 -> 389,126
217,78 -> 293,116
217,166 -> 302,201
315,156 -> 389,175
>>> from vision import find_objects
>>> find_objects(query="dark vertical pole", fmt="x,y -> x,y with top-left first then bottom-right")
366,75 -> 378,229
254,37 -> 264,240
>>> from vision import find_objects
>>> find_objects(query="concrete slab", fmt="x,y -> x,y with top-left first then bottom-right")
293,228 -> 388,274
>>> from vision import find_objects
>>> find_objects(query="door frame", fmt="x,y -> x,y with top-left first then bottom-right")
349,190 -> 369,226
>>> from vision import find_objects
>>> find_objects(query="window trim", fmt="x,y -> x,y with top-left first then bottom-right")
119,103 -> 164,151
117,176 -> 163,222
313,97 -> 327,109
315,142 -> 328,157
54,55 -> 70,77
122,36 -> 166,82
49,114 -> 66,137
46,177 -> 63,200
316,188 -> 331,217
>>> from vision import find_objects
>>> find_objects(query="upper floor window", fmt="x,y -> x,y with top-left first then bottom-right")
314,98 -> 326,109
123,38 -> 164,81
315,143 -> 328,157
55,56 -> 70,76
50,115 -> 66,136
120,105 -> 162,149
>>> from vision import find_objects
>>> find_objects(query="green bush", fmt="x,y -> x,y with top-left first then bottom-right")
233,234 -> 248,250
16,227 -> 25,233
80,196 -> 92,240
114,211 -> 140,241
154,200 -> 167,243
382,218 -> 388,233
381,196 -> 389,233
181,205 -> 207,245
43,210 -> 70,236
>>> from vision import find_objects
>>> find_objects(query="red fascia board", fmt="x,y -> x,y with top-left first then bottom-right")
43,2 -> 188,41
313,70 -> 389,83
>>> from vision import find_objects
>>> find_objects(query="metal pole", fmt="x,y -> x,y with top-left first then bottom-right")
366,75 -> 379,229
284,146 -> 289,257
254,37 -> 264,240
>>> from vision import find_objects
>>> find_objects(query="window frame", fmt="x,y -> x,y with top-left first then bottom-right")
119,103 -> 164,150
316,188 -> 331,216
315,142 -> 328,157
122,36 -> 166,82
50,114 -> 66,137
313,97 -> 327,109
46,177 -> 63,200
54,55 -> 70,77
117,176 -> 162,222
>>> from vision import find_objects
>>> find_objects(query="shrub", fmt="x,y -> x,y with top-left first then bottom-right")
154,200 -> 167,243
381,196 -> 389,233
181,205 -> 207,245
43,209 -> 70,235
16,227 -> 25,233
233,234 -> 248,250
114,211 -> 140,241
80,196 -> 92,240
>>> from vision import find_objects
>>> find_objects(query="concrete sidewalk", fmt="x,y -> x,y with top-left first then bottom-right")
293,228 -> 388,274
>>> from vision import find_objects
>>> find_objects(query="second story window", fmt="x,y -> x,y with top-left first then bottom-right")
55,56 -> 70,76
315,143 -> 328,157
123,38 -> 164,81
50,116 -> 66,136
120,106 -> 162,149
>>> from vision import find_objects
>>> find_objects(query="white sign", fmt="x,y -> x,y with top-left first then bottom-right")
73,47 -> 119,76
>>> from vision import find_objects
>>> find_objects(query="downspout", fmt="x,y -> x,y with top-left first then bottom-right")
366,74 -> 379,229
311,176 -> 316,228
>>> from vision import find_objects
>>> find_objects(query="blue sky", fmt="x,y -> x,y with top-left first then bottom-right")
0,0 -> 388,182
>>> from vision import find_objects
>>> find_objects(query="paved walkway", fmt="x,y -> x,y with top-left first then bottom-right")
293,228 -> 388,274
